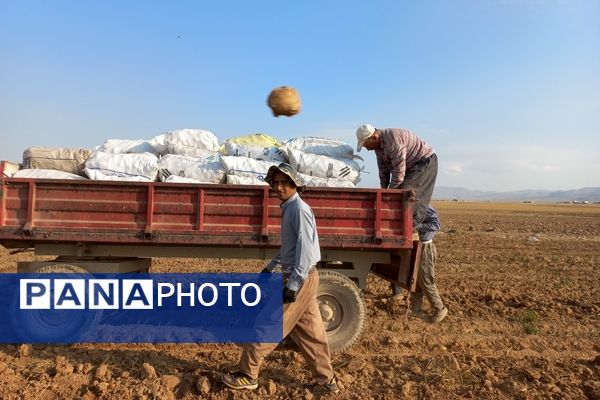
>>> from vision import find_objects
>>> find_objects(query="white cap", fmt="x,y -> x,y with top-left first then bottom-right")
356,124 -> 376,152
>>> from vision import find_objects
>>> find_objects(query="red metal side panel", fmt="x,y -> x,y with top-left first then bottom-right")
0,178 -> 413,250
13,182 -> 147,229
150,186 -> 277,233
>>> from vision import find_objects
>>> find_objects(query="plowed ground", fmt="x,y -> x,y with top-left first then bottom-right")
0,202 -> 599,399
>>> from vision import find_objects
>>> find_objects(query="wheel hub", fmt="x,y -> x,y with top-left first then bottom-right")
318,295 -> 343,331
320,302 -> 335,321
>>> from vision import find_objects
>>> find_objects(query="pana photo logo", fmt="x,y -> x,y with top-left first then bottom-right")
20,278 -> 262,310
1,273 -> 283,343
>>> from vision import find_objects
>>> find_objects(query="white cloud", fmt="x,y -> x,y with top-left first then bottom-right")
444,164 -> 463,175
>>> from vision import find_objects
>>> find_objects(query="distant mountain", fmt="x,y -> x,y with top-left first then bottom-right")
433,186 -> 600,202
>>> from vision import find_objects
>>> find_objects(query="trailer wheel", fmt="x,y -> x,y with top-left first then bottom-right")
35,264 -> 89,274
317,270 -> 365,354
13,263 -> 100,343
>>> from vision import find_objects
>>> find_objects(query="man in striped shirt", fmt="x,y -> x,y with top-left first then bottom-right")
356,124 -> 438,228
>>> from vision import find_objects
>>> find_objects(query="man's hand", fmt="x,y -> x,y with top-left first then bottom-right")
283,287 -> 297,304
258,267 -> 272,287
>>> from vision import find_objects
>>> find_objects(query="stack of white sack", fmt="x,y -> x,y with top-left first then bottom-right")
222,133 -> 287,163
12,169 -> 87,180
95,129 -> 220,158
286,147 -> 362,185
84,152 -> 159,182
297,172 -> 355,188
221,156 -> 276,185
22,147 -> 91,176
157,154 -> 225,184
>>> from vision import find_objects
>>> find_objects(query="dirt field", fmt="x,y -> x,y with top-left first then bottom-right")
1,201 -> 599,399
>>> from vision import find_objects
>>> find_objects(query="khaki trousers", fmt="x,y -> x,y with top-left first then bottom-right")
412,242 -> 444,311
238,270 -> 334,383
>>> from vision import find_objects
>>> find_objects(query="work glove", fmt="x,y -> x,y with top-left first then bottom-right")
283,287 -> 297,304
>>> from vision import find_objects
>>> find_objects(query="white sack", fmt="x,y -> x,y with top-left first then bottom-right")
283,137 -> 361,160
85,152 -> 158,181
84,169 -> 153,182
298,172 -> 356,188
223,142 -> 287,162
163,129 -> 220,156
287,148 -> 361,184
148,133 -> 170,155
226,174 -> 269,186
164,175 -> 207,184
12,169 -> 87,180
22,146 -> 91,175
158,154 -> 225,183
221,156 -> 276,181
96,139 -> 155,154
167,146 -> 220,158
2,161 -> 21,178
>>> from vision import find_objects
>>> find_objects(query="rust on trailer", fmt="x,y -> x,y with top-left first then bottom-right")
370,240 -> 421,291
22,181 -> 36,235
196,188 -> 205,231
144,185 -> 155,237
374,190 -> 382,242
260,186 -> 269,239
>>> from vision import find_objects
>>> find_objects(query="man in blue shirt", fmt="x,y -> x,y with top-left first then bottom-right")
411,206 -> 447,323
391,205 -> 447,322
222,163 -> 338,395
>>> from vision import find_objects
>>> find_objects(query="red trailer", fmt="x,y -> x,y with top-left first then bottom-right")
0,161 -> 420,352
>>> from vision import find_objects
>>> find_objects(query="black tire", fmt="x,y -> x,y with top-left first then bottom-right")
13,263 -> 101,343
317,270 -> 365,354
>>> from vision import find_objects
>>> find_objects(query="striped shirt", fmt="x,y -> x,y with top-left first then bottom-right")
265,193 -> 321,291
375,128 -> 435,189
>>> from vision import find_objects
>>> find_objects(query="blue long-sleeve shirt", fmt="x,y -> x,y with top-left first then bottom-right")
416,206 -> 441,242
265,193 -> 321,291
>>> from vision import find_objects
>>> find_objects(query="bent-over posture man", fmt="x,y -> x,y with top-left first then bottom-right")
221,163 -> 338,395
355,124 -> 437,228
356,124 -> 438,297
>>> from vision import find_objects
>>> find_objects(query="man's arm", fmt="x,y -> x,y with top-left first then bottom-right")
376,153 -> 391,189
287,207 -> 317,291
376,130 -> 407,189
263,251 -> 281,272
388,142 -> 407,189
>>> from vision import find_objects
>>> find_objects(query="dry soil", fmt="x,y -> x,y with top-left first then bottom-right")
0,201 -> 598,399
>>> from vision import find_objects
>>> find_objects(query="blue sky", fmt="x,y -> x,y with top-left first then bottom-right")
1,1 -> 598,191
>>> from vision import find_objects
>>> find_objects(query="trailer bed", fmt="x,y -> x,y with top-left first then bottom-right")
0,177 -> 414,251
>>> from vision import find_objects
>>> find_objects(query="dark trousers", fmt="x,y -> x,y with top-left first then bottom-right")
400,153 -> 438,228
